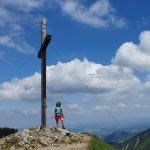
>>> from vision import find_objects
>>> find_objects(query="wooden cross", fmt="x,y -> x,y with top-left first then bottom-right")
37,18 -> 52,129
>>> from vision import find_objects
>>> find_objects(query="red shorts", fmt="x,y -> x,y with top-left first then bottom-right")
55,115 -> 64,124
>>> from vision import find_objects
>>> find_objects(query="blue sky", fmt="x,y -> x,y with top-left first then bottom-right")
0,0 -> 150,129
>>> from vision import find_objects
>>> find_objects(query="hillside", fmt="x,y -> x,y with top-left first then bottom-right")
104,131 -> 135,144
0,127 -> 117,150
116,128 -> 150,150
89,136 -> 116,150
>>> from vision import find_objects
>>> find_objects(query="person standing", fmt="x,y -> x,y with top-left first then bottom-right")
51,101 -> 65,129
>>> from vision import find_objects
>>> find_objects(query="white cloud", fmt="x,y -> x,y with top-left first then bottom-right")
56,0 -> 126,28
0,0 -> 126,29
0,7 -> 18,27
134,104 -> 141,108
117,103 -> 127,108
0,0 -> 126,55
93,105 -> 111,112
0,0 -> 47,12
68,104 -> 82,110
0,58 -> 143,101
113,31 -> 150,72
1,58 -> 150,127
0,35 -> 35,54
0,3 -> 38,54
134,104 -> 147,109
0,73 -> 40,101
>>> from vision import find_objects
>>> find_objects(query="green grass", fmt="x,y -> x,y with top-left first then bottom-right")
89,136 -> 117,150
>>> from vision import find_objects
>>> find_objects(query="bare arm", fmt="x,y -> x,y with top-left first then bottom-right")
62,110 -> 64,118
51,109 -> 56,119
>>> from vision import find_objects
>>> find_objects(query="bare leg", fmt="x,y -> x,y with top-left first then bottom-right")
56,123 -> 59,128
56,117 -> 59,128
61,118 -> 65,129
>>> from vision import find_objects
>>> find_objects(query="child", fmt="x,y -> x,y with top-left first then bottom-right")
51,101 -> 65,129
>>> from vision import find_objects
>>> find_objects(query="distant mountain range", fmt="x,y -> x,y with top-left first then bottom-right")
69,121 -> 150,150
115,128 -> 150,150
104,131 -> 136,144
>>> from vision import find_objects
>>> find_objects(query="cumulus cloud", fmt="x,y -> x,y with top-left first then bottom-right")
92,105 -> 111,112
0,73 -> 40,101
1,58 -> 150,127
117,103 -> 127,108
113,31 -> 150,72
56,0 -> 126,28
0,58 -> 144,101
68,104 -> 82,110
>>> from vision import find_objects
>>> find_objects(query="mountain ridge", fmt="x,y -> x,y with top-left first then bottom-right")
104,131 -> 134,144
116,128 -> 150,150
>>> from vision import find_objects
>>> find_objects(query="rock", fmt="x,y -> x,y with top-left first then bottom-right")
39,138 -> 48,146
53,136 -> 60,143
0,127 -> 89,150
10,146 -> 16,150
24,144 -> 30,149
18,141 -> 25,146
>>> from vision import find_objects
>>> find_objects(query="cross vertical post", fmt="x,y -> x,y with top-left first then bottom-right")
41,18 -> 46,129
38,18 -> 52,129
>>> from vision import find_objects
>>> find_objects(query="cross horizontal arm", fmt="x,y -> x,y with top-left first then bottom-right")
38,35 -> 52,58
